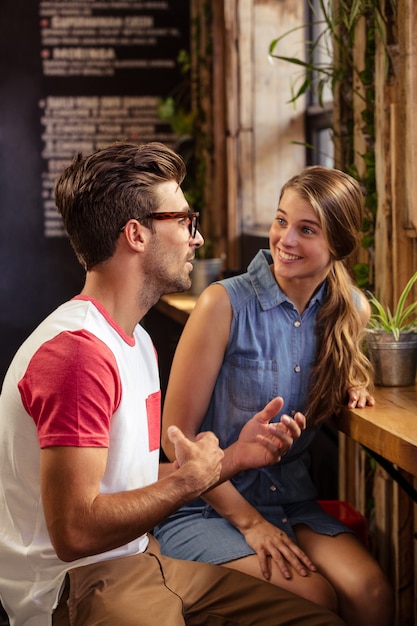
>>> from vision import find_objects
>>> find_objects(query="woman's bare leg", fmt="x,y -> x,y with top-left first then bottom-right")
294,525 -> 394,626
222,553 -> 338,613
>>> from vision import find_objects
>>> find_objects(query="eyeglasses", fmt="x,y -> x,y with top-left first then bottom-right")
147,212 -> 200,238
120,211 -> 200,238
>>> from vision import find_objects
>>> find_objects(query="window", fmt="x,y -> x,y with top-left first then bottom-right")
305,0 -> 334,167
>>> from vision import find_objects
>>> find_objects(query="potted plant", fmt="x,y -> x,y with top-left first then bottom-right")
366,270 -> 417,386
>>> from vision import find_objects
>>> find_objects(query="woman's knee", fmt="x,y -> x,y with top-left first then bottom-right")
352,567 -> 393,621
268,568 -> 338,614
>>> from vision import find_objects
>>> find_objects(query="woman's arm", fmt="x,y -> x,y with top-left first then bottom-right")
347,288 -> 375,408
203,478 -> 315,580
162,285 -> 302,473
161,283 -> 233,459
357,289 -> 371,327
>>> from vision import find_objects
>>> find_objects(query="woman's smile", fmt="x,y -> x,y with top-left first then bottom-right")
278,249 -> 302,262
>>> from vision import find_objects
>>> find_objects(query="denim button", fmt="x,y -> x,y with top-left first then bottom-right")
294,365 -> 301,373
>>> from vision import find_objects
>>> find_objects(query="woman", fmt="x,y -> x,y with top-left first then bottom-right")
155,166 -> 393,626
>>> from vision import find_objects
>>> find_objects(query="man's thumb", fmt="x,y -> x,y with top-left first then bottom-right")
167,425 -> 184,443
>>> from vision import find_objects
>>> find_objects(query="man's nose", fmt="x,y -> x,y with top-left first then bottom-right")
192,229 -> 204,248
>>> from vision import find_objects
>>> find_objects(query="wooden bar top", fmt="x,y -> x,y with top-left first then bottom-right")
335,384 -> 417,476
155,293 -> 197,325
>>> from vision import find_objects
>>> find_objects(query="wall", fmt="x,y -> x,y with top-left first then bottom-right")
0,0 -> 190,379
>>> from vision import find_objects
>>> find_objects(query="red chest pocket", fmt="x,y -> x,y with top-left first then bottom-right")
146,390 -> 161,452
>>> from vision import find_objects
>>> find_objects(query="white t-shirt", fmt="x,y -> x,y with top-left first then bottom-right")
0,297 -> 161,625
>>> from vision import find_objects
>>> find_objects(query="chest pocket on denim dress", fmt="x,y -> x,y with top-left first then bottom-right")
225,355 -> 279,413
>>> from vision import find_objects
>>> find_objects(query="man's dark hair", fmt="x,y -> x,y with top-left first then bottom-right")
54,142 -> 186,270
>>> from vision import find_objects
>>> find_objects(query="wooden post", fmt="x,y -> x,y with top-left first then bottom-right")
398,0 -> 417,236
395,0 -> 417,301
391,473 -> 415,625
223,0 -> 241,269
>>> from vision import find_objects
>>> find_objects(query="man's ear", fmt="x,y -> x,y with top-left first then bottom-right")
121,219 -> 150,249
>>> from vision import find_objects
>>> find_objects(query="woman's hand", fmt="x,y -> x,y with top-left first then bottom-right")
241,517 -> 317,581
347,387 -> 375,409
231,397 -> 306,471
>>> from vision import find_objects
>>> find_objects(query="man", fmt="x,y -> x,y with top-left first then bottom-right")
0,142 -> 345,626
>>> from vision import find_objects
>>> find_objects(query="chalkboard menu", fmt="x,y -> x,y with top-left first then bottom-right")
0,0 -> 190,378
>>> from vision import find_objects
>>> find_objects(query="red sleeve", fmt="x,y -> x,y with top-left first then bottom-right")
18,330 -> 121,448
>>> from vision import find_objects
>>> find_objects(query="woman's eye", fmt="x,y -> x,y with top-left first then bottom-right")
276,217 -> 286,226
302,227 -> 314,235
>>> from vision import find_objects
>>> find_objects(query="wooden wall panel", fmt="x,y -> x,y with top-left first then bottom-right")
399,0 -> 417,236
339,435 -> 416,626
223,0 -> 240,268
391,475 -> 415,625
377,0 -> 417,308
222,0 -> 306,267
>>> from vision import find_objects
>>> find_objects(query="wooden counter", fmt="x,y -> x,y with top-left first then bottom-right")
336,384 -> 416,626
155,293 -> 197,326
336,384 -> 417,476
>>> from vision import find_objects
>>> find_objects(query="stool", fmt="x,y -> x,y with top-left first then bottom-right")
318,500 -> 368,547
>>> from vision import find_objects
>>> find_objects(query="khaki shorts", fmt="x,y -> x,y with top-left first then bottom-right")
53,534 -> 344,626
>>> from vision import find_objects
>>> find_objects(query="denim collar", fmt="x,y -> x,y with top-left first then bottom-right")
247,249 -> 327,312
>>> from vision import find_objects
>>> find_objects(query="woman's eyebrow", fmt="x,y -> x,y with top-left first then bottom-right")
277,208 -> 321,228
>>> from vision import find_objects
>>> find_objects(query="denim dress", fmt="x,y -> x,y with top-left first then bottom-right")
154,250 -> 352,564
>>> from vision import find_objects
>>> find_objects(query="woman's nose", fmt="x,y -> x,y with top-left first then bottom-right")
280,227 -> 297,246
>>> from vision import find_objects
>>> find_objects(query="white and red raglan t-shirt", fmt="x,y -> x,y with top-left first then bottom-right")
0,296 -> 161,625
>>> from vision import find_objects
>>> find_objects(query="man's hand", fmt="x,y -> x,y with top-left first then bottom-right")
231,397 -> 306,472
167,425 -> 224,493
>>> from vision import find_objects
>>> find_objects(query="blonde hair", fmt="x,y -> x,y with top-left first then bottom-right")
280,166 -> 373,425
